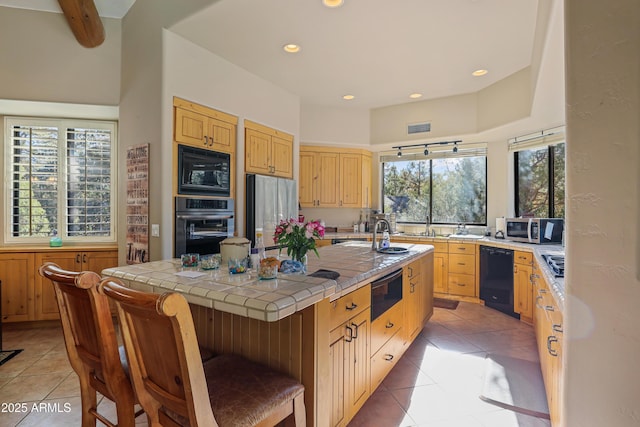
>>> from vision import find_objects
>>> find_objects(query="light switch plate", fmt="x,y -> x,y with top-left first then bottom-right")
151,224 -> 160,237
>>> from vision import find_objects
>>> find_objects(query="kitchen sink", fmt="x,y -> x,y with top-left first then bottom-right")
377,247 -> 409,254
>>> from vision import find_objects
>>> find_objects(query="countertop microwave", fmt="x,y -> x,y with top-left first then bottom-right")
505,218 -> 564,244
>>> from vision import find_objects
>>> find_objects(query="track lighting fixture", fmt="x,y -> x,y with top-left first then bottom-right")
392,140 -> 463,157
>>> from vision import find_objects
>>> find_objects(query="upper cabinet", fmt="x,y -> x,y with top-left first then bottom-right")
174,97 -> 238,154
300,145 -> 372,208
244,120 -> 293,179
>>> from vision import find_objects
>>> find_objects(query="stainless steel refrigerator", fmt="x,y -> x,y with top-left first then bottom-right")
245,174 -> 298,248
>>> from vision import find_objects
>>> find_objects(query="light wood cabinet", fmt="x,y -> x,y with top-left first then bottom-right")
300,146 -> 371,208
174,97 -> 236,153
533,261 -> 563,425
1,249 -> 117,322
245,120 -> 293,179
34,250 -> 118,320
328,291 -> 371,427
447,242 -> 477,297
403,259 -> 423,342
513,250 -> 534,322
0,253 -> 35,322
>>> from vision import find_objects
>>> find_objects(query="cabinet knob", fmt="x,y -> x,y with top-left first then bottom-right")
385,321 -> 394,329
383,354 -> 394,362
345,302 -> 358,311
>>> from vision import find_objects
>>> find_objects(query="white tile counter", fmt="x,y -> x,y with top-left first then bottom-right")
102,242 -> 433,322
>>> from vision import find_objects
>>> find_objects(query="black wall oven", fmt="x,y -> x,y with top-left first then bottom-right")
177,144 -> 231,197
371,269 -> 403,321
175,197 -> 234,257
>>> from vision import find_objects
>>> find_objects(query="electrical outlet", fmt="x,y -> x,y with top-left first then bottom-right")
151,224 -> 160,237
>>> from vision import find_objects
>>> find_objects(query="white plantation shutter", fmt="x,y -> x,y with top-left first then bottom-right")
5,117 -> 117,243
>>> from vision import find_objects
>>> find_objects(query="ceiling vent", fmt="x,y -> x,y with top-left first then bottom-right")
407,122 -> 431,135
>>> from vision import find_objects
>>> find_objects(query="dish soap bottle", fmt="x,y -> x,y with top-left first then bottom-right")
49,229 -> 62,247
379,231 -> 390,250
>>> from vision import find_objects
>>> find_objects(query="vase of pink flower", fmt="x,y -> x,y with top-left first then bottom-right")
273,218 -> 325,272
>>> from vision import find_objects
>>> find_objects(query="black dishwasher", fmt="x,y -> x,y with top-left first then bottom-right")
479,246 -> 517,318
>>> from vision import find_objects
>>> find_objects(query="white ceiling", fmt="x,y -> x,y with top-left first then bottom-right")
0,0 -> 544,111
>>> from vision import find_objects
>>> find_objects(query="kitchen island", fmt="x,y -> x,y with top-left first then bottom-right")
103,242 -> 435,427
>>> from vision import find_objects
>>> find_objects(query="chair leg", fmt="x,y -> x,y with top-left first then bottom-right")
293,393 -> 306,427
114,400 -> 136,427
78,378 -> 98,427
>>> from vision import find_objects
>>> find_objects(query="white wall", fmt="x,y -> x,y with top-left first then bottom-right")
162,31 -> 301,259
564,0 -> 640,425
300,104 -> 370,146
0,7 -> 121,105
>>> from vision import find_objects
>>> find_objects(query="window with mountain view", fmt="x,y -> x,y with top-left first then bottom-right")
5,118 -> 116,243
383,156 -> 487,224
514,142 -> 565,218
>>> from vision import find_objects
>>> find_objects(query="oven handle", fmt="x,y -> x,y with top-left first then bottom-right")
176,214 -> 234,221
371,268 -> 403,291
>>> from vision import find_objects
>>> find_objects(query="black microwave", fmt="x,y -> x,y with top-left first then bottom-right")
177,144 -> 231,197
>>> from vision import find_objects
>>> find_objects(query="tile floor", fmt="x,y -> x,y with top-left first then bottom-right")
0,302 -> 551,427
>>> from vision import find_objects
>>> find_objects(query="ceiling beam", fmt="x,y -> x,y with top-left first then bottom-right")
57,0 -> 105,48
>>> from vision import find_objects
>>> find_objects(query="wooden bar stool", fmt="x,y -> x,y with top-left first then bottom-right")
38,262 -> 142,427
100,277 -> 306,427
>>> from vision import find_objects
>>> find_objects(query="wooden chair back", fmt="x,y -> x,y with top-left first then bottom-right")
99,277 -> 218,426
38,262 -> 137,427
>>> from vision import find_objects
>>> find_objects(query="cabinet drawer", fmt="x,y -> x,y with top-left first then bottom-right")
448,242 -> 476,255
405,260 -> 421,279
370,300 -> 404,354
448,254 -> 475,275
431,241 -> 448,253
448,273 -> 476,297
330,285 -> 371,330
370,327 -> 405,391
514,251 -> 533,264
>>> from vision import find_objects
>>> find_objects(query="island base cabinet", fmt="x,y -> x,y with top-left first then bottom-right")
370,326 -> 405,392
328,307 -> 370,427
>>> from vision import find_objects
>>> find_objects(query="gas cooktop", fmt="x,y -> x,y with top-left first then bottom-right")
542,254 -> 565,277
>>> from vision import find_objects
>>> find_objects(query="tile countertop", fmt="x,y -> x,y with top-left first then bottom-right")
102,242 -> 433,322
323,232 -> 566,311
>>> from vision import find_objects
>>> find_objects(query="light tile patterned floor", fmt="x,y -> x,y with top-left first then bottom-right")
0,302 -> 550,426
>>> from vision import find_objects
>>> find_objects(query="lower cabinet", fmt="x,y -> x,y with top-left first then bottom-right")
329,302 -> 371,427
403,259 -> 423,342
513,250 -> 534,322
534,261 -> 564,426
0,253 -> 36,322
1,248 -> 118,322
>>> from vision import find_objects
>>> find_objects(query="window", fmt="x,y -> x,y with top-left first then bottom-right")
4,117 -> 117,243
382,154 -> 487,225
514,142 -> 565,218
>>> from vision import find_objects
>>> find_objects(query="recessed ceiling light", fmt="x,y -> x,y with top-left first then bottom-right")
342,94 -> 355,100
283,44 -> 301,53
323,0 -> 344,7
472,69 -> 488,77
409,93 -> 423,99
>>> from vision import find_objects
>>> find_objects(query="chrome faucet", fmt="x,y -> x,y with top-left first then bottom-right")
372,219 -> 391,251
425,215 -> 431,236
456,223 -> 468,235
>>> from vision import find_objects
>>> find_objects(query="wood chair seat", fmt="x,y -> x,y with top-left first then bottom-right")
100,278 -> 306,427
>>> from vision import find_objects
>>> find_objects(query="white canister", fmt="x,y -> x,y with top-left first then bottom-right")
219,237 -> 251,263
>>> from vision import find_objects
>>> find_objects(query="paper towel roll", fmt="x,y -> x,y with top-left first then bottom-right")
496,217 -> 506,233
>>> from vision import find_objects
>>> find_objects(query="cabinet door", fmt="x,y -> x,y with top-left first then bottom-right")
299,151 -> 316,207
245,128 -> 271,175
34,252 -> 79,320
82,250 -> 118,275
208,117 -> 234,151
329,325 -> 347,427
271,135 -> 293,178
514,262 -> 533,319
361,154 -> 372,208
433,253 -> 448,294
0,253 -> 35,322
403,262 -> 422,342
317,152 -> 340,207
339,153 -> 362,208
347,309 -> 370,418
175,108 -> 207,148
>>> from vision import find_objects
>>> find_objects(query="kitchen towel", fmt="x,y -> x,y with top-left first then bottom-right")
308,269 -> 340,280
